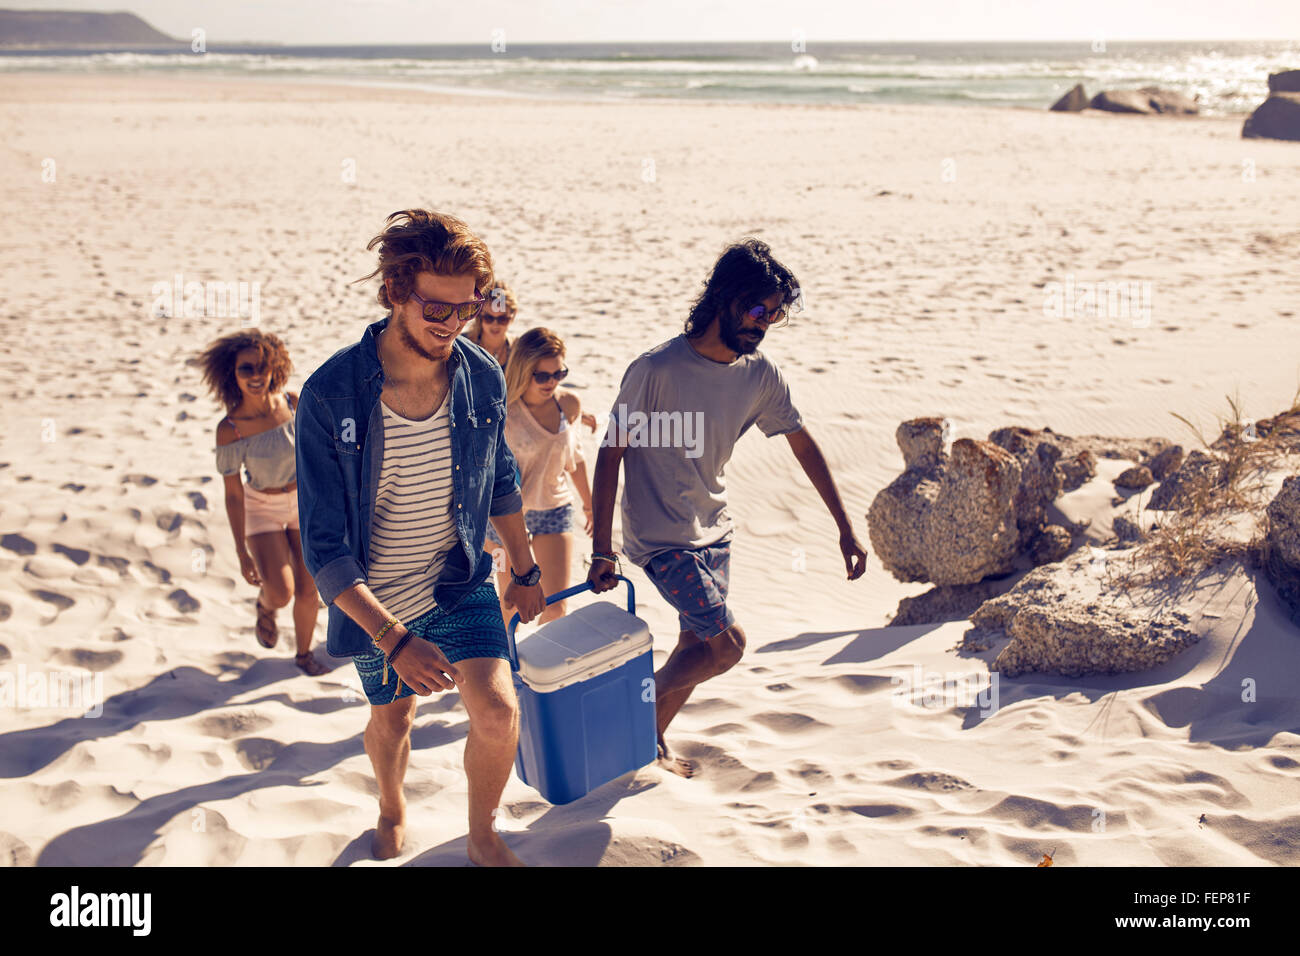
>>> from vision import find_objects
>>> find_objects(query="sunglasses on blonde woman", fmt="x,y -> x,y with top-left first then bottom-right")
532,367 -> 569,384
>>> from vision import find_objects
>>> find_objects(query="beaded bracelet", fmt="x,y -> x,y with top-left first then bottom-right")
373,617 -> 399,644
591,551 -> 619,566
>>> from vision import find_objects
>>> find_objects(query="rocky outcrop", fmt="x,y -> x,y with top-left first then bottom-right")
1090,87 -> 1199,115
1115,465 -> 1154,490
965,557 -> 1199,677
1028,525 -> 1072,566
1268,70 -> 1300,94
1113,514 -> 1146,544
1243,93 -> 1300,142
1050,83 -> 1089,112
1147,450 -> 1226,511
1148,444 -> 1184,481
867,422 -> 1021,585
1262,476 -> 1300,625
889,578 -> 1016,628
987,427 -> 1064,551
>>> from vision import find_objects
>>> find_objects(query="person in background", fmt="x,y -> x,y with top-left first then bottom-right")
199,329 -> 327,675
464,278 -> 515,368
485,328 -> 594,625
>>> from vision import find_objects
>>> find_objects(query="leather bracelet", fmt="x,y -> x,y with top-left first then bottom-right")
591,551 -> 618,566
386,632 -> 414,666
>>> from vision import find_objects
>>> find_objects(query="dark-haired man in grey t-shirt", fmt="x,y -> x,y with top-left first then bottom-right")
588,238 -> 868,777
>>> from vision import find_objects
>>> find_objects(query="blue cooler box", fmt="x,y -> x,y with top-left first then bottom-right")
508,577 -> 657,805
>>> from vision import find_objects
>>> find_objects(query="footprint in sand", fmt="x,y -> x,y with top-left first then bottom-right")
233,737 -> 284,771
0,644 -> 10,663
60,483 -> 86,493
54,648 -> 123,672
0,600 -> 10,622
52,544 -> 90,566
31,589 -> 75,612
167,589 -> 200,613
141,561 -> 172,584
121,474 -> 158,487
155,512 -> 182,533
1,533 -> 36,556
96,555 -> 130,574
187,492 -> 207,511
197,710 -> 272,740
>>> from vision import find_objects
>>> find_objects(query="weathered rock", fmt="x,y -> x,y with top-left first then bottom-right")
1262,475 -> 1300,626
923,439 -> 1023,585
1113,514 -> 1146,544
966,562 -> 1199,677
1243,93 -> 1300,142
890,578 -> 1016,627
1268,70 -> 1300,94
1050,83 -> 1088,112
867,428 -> 1021,586
1028,525 -> 1072,566
1148,444 -> 1184,481
1059,449 -> 1097,492
987,427 -> 1065,550
1147,450 -> 1226,511
896,417 -> 948,470
1115,465 -> 1154,490
1090,87 -> 1199,115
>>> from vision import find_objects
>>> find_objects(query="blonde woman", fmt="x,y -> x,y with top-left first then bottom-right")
484,327 -> 594,624
199,329 -> 327,675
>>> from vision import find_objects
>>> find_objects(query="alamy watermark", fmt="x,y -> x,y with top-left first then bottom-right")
601,407 -> 705,459
890,664 -> 999,717
1042,275 -> 1153,328
150,273 -> 261,326
1,664 -> 104,717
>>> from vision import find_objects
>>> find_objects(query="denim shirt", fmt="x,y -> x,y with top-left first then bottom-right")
295,314 -> 523,658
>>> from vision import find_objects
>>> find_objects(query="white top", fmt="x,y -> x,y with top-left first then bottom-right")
366,392 -> 458,623
504,397 -> 585,512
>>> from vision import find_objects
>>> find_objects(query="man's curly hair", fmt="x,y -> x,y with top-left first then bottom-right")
356,209 -> 495,309
684,237 -> 800,338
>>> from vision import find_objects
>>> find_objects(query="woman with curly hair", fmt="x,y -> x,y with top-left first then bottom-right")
197,329 -> 326,675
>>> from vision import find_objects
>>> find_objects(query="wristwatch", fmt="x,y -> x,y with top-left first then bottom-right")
510,563 -> 541,587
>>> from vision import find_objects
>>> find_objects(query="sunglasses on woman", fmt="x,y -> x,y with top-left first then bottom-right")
408,289 -> 487,325
532,367 -> 569,384
236,362 -> 268,377
481,311 -> 514,325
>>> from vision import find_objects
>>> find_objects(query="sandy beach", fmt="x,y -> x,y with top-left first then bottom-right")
1,72 -> 1298,866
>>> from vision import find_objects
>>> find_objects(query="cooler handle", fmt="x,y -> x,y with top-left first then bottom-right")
506,575 -> 636,672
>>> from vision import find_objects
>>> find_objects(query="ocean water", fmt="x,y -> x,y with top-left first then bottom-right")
2,40 -> 1297,113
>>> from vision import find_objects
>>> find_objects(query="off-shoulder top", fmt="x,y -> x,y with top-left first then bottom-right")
213,392 -> 297,491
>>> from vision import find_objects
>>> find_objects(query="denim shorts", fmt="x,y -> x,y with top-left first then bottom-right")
642,540 -> 736,640
352,582 -> 510,706
485,502 -> 575,546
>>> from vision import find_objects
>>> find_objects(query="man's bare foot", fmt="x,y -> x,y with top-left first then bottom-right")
657,741 -> 696,778
372,810 -> 405,860
467,831 -> 526,867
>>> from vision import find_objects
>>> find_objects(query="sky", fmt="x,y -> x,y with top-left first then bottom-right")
7,0 -> 1298,44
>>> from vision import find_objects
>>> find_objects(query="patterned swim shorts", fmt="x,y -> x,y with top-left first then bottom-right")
352,582 -> 510,706
485,502 -> 575,546
642,540 -> 736,640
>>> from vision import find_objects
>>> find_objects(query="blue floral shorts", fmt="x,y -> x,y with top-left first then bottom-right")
642,540 -> 736,640
485,502 -> 575,545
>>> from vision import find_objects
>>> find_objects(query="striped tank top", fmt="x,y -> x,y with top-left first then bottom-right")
366,391 -> 458,623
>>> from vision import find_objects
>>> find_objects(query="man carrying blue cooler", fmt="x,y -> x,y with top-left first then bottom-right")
296,209 -> 545,865
587,238 -> 869,777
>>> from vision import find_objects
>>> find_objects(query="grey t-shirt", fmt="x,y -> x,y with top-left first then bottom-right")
607,334 -> 803,566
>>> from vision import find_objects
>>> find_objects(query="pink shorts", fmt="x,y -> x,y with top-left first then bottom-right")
243,485 -> 299,537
